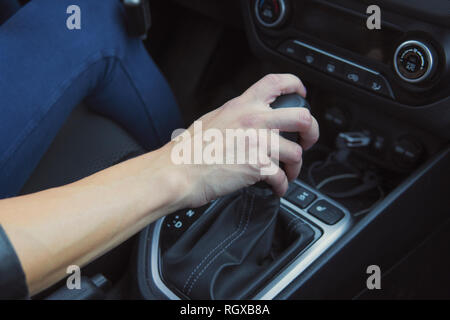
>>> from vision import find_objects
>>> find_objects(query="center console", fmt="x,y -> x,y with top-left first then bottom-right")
132,0 -> 450,300
136,180 -> 351,299
134,146 -> 450,300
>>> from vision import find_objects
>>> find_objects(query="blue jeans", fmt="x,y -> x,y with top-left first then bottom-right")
0,0 -> 184,198
0,0 -> 20,25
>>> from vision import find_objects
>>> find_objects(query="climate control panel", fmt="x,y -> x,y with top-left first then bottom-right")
246,0 -> 449,106
278,40 -> 395,98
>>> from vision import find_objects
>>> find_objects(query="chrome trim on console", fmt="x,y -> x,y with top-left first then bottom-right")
150,201 -> 221,300
151,219 -> 180,300
393,40 -> 434,83
254,180 -> 352,299
254,0 -> 286,28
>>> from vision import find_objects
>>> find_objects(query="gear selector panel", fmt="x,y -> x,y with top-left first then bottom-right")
144,180 -> 351,300
136,94 -> 352,300
156,94 -> 319,299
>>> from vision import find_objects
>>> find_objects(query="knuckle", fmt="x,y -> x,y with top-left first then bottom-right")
287,73 -> 301,85
299,108 -> 312,126
273,169 -> 283,185
253,158 -> 266,171
293,144 -> 303,162
312,132 -> 320,145
240,113 -> 260,128
222,97 -> 240,110
294,75 -> 303,87
242,87 -> 258,102
233,94 -> 248,105
264,74 -> 282,89
311,118 -> 320,144
250,162 -> 261,172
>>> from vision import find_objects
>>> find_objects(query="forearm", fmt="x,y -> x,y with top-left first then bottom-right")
0,74 -> 318,297
0,144 -> 188,295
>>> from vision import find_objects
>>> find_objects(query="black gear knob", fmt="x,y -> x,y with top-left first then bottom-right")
271,93 -> 310,110
270,93 -> 310,143
253,93 -> 310,191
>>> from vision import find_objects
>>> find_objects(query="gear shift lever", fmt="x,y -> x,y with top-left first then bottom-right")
253,93 -> 310,191
161,94 -> 314,299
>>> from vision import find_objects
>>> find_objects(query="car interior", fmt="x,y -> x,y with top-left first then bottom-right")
8,0 -> 450,299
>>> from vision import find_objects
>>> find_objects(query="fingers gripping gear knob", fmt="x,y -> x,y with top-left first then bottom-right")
160,94 -> 314,299
271,93 -> 310,143
253,93 -> 310,190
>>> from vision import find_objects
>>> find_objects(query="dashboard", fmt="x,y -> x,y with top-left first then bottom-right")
248,0 -> 449,105
239,0 -> 450,138
137,0 -> 450,300
171,0 -> 450,138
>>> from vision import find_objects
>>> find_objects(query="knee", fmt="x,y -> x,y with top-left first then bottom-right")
68,0 -> 129,51
32,0 -> 129,58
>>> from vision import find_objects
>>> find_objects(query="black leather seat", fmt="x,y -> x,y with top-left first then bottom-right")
20,103 -> 145,299
20,103 -> 145,195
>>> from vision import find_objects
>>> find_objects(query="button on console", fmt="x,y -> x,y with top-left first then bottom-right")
363,73 -> 392,97
321,58 -> 344,78
278,40 -> 299,59
343,65 -> 365,85
394,40 -> 436,83
287,185 -> 317,209
255,0 -> 287,28
308,200 -> 344,225
298,49 -> 323,69
277,41 -> 321,68
277,39 -> 394,99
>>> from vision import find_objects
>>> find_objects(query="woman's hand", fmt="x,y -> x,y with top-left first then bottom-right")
165,74 -> 320,208
0,73 -> 318,295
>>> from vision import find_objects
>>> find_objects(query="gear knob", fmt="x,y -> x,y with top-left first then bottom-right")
253,94 -> 310,191
271,93 -> 310,111
270,93 -> 310,143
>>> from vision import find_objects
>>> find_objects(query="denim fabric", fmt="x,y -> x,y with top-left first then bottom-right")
0,0 -> 183,198
0,0 -> 20,25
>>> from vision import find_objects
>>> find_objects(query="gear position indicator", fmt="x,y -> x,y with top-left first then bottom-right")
161,203 -> 211,251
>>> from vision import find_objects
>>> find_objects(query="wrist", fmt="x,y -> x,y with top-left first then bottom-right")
152,142 -> 193,212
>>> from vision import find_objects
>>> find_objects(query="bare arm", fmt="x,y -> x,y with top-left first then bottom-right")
0,74 -> 319,296
0,145 -> 189,295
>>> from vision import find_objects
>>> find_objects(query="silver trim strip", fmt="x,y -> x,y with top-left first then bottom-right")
150,201 -> 221,300
123,0 -> 141,6
393,40 -> 434,83
254,181 -> 352,299
293,40 -> 380,75
151,219 -> 180,300
150,181 -> 352,300
254,0 -> 286,28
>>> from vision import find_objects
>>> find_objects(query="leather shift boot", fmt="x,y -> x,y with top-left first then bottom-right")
161,186 -> 315,299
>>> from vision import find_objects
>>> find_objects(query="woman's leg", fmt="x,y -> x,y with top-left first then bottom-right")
0,0 -> 20,25
0,0 -> 183,198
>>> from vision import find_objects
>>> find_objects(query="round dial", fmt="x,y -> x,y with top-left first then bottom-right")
394,40 -> 435,83
254,0 -> 287,28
